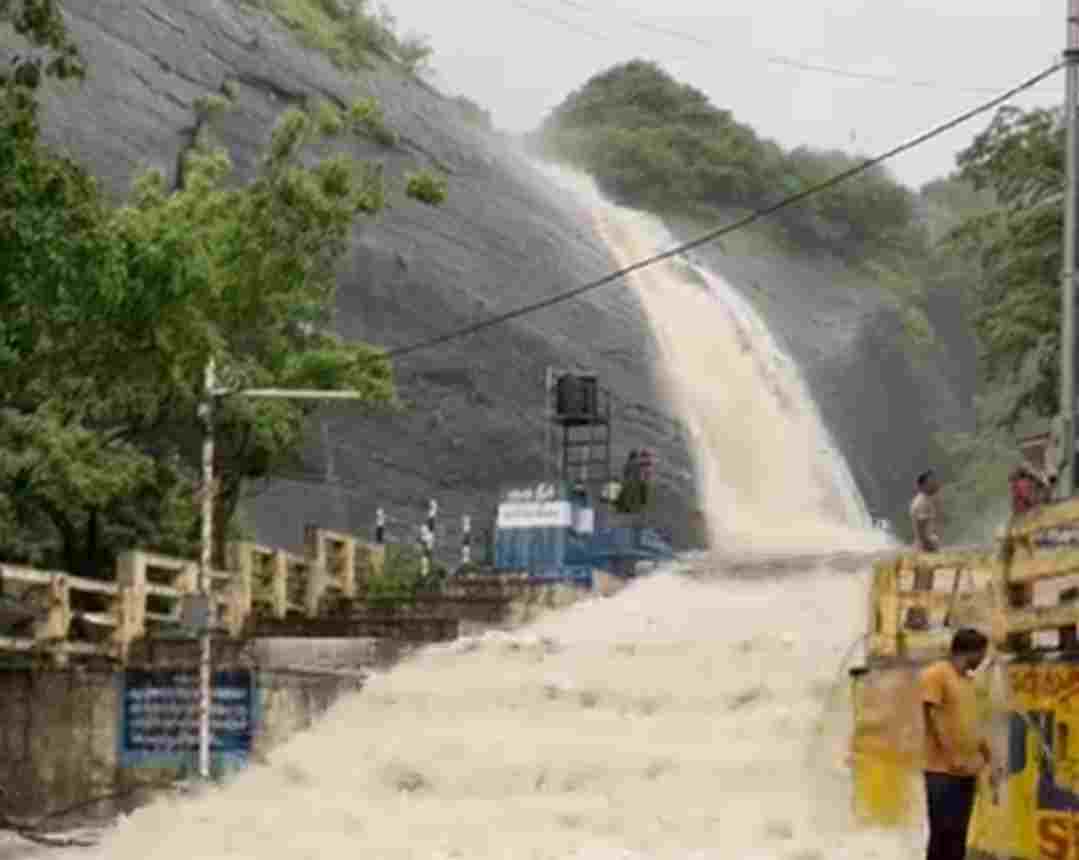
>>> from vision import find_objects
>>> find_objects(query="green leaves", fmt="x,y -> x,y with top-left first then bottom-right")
348,96 -> 397,147
0,92 -> 419,575
0,0 -> 86,92
947,106 -> 1064,429
238,0 -> 431,75
405,171 -> 447,206
536,60 -> 919,259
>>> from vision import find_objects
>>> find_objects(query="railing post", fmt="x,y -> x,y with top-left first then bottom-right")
116,551 -> 147,642
303,526 -> 326,619
339,536 -> 357,599
419,525 -> 433,577
271,550 -> 288,619
112,585 -> 140,663
875,560 -> 900,659
1003,534 -> 1034,653
225,542 -> 253,636
37,574 -> 71,666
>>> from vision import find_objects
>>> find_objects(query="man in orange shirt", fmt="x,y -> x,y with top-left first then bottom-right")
920,628 -> 993,860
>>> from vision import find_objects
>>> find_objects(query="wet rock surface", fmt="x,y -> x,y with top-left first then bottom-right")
684,235 -> 973,531
30,0 -> 698,551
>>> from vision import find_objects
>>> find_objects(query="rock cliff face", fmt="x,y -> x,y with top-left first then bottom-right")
34,0 -> 698,553
684,234 -> 974,531
24,1 -> 969,553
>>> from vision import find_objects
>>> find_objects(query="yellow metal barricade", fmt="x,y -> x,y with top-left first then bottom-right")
850,666 -> 923,827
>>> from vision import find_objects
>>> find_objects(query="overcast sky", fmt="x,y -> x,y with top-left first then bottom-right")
384,0 -> 1062,189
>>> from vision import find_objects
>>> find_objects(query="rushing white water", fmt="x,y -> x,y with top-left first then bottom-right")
535,162 -> 880,555
60,165 -> 915,860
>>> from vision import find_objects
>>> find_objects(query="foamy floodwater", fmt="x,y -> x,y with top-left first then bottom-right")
71,566 -> 918,860
56,162 -> 913,860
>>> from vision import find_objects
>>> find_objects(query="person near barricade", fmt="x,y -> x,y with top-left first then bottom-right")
920,628 -> 995,860
911,470 -> 941,553
1008,464 -> 1042,518
907,470 -> 941,630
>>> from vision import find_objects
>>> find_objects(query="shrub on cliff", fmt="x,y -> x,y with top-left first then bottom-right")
405,171 -> 448,206
0,0 -> 85,90
239,0 -> 432,75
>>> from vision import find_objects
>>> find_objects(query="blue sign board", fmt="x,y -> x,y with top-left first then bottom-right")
119,669 -> 257,772
493,481 -> 674,581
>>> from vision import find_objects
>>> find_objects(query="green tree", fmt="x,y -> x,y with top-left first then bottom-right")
0,0 -> 85,90
536,60 -> 919,260
948,106 -> 1063,429
0,84 -> 458,576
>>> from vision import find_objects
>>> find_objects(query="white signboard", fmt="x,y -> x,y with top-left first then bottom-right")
573,507 -> 595,535
497,501 -> 573,529
503,483 -> 561,503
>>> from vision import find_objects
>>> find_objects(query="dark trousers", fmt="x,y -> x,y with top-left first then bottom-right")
925,771 -> 977,860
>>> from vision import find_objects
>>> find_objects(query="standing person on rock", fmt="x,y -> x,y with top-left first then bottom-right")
920,628 -> 995,860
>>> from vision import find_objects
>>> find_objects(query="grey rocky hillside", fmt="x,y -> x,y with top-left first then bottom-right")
24,0 -> 966,552
684,235 -> 974,533
30,0 -> 696,553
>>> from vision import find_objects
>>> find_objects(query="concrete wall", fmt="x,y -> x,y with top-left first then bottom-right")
0,663 -> 362,820
0,668 -> 117,820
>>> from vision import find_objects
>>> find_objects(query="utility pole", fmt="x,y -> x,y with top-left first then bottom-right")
544,367 -> 554,483
196,359 -> 377,780
1061,0 -> 1079,498
196,359 -> 215,781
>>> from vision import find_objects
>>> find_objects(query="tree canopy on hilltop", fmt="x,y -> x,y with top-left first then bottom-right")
536,60 -> 919,260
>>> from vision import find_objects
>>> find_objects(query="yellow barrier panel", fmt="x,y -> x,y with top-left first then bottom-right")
851,750 -> 919,828
853,659 -> 1079,859
850,667 -> 923,828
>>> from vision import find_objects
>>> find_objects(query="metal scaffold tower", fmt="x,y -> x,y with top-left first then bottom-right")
544,369 -> 612,489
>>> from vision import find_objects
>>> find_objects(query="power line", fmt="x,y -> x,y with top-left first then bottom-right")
384,62 -> 1063,361
508,0 -> 607,41
524,0 -> 1047,96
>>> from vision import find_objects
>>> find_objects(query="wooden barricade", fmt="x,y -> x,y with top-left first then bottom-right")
868,550 -> 995,662
867,497 -> 1079,661
994,496 -> 1079,652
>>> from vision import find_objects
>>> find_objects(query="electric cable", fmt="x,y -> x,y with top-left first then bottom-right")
384,61 -> 1063,361
509,0 -> 606,41
541,0 -> 1052,96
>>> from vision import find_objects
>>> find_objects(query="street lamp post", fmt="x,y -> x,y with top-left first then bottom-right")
195,359 -> 375,780
196,359 -> 216,780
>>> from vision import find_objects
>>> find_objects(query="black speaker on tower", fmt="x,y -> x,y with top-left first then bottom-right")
555,374 -> 599,425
